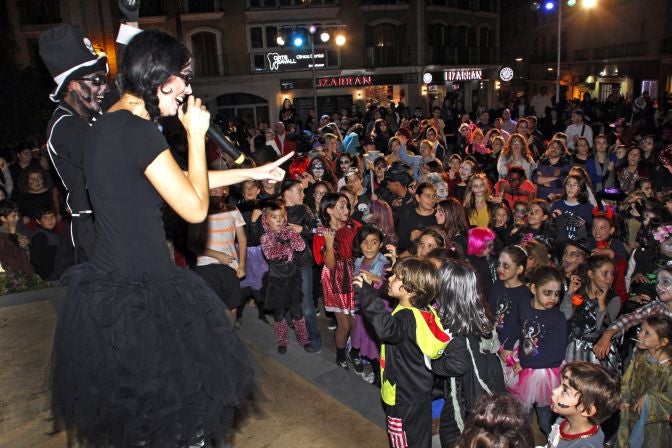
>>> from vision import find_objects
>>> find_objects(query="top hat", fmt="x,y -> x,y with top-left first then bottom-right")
39,24 -> 108,102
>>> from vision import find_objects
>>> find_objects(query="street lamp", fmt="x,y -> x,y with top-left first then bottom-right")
535,1 -> 598,103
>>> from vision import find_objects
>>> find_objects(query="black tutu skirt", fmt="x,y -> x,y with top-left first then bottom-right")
51,263 -> 254,447
263,262 -> 303,312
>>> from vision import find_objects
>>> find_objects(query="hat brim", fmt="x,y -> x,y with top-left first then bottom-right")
562,240 -> 590,255
50,55 -> 108,102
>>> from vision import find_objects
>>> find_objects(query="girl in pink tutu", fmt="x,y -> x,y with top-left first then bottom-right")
351,224 -> 390,385
505,266 -> 568,435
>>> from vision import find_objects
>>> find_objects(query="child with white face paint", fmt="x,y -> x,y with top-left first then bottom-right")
546,362 -> 620,448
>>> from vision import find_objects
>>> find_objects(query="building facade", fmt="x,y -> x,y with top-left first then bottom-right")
500,0 -> 672,104
6,0 -> 504,129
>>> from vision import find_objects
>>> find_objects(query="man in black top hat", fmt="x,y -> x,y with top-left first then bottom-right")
39,24 -> 109,275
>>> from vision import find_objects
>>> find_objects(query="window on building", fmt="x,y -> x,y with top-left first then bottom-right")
641,80 -> 658,99
599,83 -> 620,102
16,0 -> 61,25
479,27 -> 493,63
250,27 -> 263,49
253,54 -> 265,71
265,26 -> 278,48
140,0 -> 167,16
191,32 -> 220,76
184,0 -> 222,13
215,93 -> 269,129
364,23 -> 408,67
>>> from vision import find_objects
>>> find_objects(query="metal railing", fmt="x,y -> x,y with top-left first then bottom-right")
140,0 -> 167,16
248,0 -> 339,8
182,0 -> 225,13
427,46 -> 494,65
363,45 -> 411,67
661,38 -> 672,55
573,48 -> 590,61
593,42 -> 647,59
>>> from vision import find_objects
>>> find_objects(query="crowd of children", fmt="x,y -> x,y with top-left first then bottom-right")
4,98 -> 672,447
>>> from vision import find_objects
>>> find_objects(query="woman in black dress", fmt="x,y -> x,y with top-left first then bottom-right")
51,30 -> 291,447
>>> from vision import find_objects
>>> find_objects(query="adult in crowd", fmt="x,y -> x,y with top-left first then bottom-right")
496,133 -> 535,180
532,139 -> 572,201
501,108 -> 517,134
565,109 -> 594,151
39,24 -> 109,272
273,121 -> 296,156
530,86 -> 553,119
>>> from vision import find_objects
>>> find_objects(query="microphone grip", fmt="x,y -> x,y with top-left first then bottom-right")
206,126 -> 245,165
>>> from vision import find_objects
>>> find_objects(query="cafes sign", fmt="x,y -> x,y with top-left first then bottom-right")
445,69 -> 482,81
317,75 -> 374,88
267,51 -> 326,71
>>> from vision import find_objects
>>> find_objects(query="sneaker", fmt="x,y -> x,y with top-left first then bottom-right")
328,317 -> 337,330
361,370 -> 375,384
303,343 -> 318,353
336,358 -> 348,369
315,307 -> 321,317
347,350 -> 364,374
277,346 -> 287,355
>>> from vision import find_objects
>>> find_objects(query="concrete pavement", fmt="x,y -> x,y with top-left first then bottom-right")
0,287 -> 387,447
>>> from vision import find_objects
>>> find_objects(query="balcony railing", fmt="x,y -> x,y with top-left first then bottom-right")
573,48 -> 590,61
194,53 -> 228,77
593,42 -> 647,59
248,0 -> 338,8
361,0 -> 409,5
363,45 -> 411,67
17,0 -> 61,25
140,0 -> 167,16
427,46 -> 494,65
529,51 -> 566,64
182,0 -> 225,13
661,38 -> 672,55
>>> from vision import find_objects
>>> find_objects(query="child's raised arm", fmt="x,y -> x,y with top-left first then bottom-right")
354,278 -> 411,344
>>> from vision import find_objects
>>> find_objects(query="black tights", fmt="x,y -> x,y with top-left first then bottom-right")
273,302 -> 303,322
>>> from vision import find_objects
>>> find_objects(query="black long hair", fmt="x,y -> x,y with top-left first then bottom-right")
435,259 -> 494,337
119,30 -> 191,121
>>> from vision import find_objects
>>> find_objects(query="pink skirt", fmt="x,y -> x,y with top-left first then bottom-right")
322,265 -> 355,314
507,366 -> 562,412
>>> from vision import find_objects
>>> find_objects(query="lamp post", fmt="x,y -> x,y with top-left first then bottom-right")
309,26 -> 318,120
534,1 -> 598,104
556,1 -> 562,102
280,25 -> 346,125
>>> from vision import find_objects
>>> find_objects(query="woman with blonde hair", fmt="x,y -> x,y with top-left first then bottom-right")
463,173 -> 497,228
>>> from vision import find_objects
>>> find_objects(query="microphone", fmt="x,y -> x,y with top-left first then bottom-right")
206,125 -> 246,165
181,97 -> 245,165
